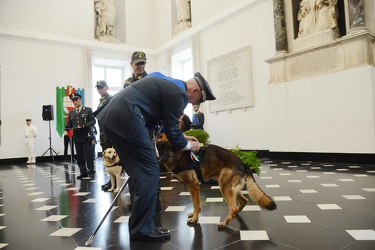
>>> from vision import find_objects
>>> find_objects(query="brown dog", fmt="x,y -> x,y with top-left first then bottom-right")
102,147 -> 122,193
157,140 -> 277,228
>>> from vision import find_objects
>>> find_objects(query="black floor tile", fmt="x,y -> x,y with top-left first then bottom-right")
0,159 -> 373,249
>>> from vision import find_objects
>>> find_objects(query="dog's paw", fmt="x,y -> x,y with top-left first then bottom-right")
113,189 -> 120,193
217,222 -> 228,228
187,217 -> 198,224
188,212 -> 194,218
108,188 -> 114,192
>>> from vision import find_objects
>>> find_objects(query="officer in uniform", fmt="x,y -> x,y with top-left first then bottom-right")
95,80 -> 115,191
123,51 -> 148,88
66,93 -> 96,179
96,72 -> 216,241
191,104 -> 205,130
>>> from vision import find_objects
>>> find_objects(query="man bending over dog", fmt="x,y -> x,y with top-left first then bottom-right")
95,72 -> 215,241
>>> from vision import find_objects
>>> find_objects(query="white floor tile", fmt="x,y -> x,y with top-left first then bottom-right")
30,198 -> 51,202
342,195 -> 365,200
240,230 -> 269,240
346,230 -> 375,240
160,187 -> 173,190
50,228 -> 82,236
179,192 -> 190,196
288,180 -> 302,183
317,204 -> 342,210
206,197 -> 223,202
242,205 -> 261,211
339,179 -> 354,182
362,188 -> 375,192
274,196 -> 292,201
321,183 -> 338,187
265,184 -> 280,188
260,176 -> 272,179
75,247 -> 102,250
284,215 -> 311,223
83,198 -> 98,203
199,216 -> 221,224
165,206 -> 186,212
300,189 -> 318,194
26,192 -> 44,196
73,192 -> 90,196
41,215 -> 68,221
114,216 -> 129,223
35,205 -> 58,211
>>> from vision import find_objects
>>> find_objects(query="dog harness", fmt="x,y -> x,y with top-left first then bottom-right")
106,164 -> 121,168
172,145 -> 208,182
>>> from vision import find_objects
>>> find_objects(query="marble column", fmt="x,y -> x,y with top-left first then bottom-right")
347,0 -> 366,32
273,0 -> 287,53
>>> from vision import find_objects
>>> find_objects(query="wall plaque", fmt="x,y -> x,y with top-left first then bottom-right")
208,46 -> 253,113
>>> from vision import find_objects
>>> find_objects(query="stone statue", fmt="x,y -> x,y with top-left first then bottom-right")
173,0 -> 192,36
298,0 -> 338,37
176,0 -> 191,23
95,0 -> 116,38
297,0 -> 315,37
316,0 -> 338,31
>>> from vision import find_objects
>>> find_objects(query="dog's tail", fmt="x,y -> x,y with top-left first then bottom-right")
246,175 -> 277,210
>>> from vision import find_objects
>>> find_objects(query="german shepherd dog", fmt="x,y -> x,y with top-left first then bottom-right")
157,140 -> 277,228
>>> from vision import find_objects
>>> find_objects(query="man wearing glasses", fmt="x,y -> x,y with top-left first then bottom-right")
123,51 -> 148,88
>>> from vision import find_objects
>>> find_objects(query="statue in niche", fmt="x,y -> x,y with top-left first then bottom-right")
298,0 -> 338,38
173,0 -> 191,36
95,0 -> 116,38
176,0 -> 191,24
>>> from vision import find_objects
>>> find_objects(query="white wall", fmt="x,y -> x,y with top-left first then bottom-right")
197,0 -> 275,150
0,0 -> 95,40
0,39 -> 87,158
269,66 -> 375,153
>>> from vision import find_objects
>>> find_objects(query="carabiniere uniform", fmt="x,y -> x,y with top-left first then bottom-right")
66,104 -> 96,177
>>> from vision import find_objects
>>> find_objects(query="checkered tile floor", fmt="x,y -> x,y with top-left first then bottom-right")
0,158 -> 374,249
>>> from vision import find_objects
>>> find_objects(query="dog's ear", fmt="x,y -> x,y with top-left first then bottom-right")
102,149 -> 107,158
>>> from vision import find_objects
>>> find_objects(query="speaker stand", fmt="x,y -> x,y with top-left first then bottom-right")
42,120 -> 59,162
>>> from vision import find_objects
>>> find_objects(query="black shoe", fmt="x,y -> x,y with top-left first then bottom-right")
101,181 -> 112,191
77,174 -> 88,180
131,229 -> 170,241
155,227 -> 169,233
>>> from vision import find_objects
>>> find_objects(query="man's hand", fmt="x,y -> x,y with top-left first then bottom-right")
185,135 -> 198,142
190,141 -> 201,152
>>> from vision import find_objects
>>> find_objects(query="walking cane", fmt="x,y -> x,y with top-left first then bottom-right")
85,176 -> 130,246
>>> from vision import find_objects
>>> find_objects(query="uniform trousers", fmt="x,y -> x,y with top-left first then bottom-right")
74,140 -> 95,175
101,106 -> 159,238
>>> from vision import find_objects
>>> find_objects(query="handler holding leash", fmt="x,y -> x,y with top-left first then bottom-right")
95,72 -> 215,241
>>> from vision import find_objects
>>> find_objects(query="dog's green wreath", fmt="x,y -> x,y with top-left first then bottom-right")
184,130 -> 261,175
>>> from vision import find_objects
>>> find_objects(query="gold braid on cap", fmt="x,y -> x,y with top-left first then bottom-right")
194,77 -> 206,103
